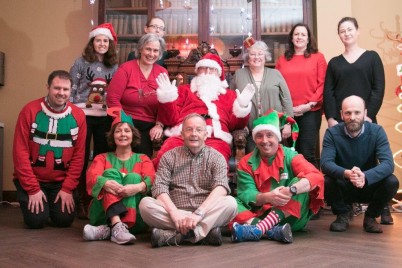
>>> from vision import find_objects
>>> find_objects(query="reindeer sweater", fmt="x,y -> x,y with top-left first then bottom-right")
13,97 -> 86,195
70,57 -> 118,116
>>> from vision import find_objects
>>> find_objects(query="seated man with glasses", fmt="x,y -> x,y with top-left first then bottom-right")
152,53 -> 255,169
139,113 -> 238,247
127,17 -> 167,67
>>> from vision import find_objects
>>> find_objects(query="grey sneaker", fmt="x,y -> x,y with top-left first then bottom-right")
111,222 -> 136,245
203,227 -> 223,246
83,224 -> 110,241
151,228 -> 182,248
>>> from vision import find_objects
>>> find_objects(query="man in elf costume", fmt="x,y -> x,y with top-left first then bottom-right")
153,53 -> 255,168
13,70 -> 86,229
231,110 -> 324,243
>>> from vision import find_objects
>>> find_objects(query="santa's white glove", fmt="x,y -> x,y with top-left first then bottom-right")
235,83 -> 255,108
156,73 -> 178,103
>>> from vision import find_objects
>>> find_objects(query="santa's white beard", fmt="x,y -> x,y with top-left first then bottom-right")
191,74 -> 226,101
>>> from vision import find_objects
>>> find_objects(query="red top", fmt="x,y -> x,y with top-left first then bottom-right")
106,59 -> 168,123
276,52 -> 327,111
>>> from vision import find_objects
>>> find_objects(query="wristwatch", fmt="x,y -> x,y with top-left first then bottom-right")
289,185 -> 298,196
193,208 -> 205,218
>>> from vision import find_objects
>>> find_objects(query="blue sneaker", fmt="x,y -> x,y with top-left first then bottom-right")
266,223 -> 293,243
231,223 -> 262,242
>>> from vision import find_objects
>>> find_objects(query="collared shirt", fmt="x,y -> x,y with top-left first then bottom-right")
152,145 -> 230,210
344,124 -> 365,138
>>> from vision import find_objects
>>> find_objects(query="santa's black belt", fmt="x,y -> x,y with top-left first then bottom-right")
34,130 -> 72,140
200,114 -> 211,119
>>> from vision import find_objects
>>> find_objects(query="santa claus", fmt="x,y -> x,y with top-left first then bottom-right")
153,53 -> 255,168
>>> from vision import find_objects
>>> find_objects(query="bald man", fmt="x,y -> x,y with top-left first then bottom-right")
321,95 -> 398,233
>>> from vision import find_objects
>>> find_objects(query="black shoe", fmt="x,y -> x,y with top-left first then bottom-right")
380,205 -> 393,225
151,228 -> 182,248
330,213 -> 350,232
363,214 -> 383,233
203,227 -> 222,246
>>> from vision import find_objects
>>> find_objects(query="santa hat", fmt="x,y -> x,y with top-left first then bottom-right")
243,37 -> 256,49
89,23 -> 117,45
107,107 -> 134,128
195,53 -> 228,87
91,77 -> 107,85
252,109 -> 299,150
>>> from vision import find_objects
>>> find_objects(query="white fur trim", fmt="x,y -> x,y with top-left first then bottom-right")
195,59 -> 222,75
157,86 -> 179,103
252,125 -> 281,142
199,96 -> 232,144
41,103 -> 72,119
221,79 -> 229,89
164,124 -> 182,137
232,99 -> 251,118
89,28 -> 113,41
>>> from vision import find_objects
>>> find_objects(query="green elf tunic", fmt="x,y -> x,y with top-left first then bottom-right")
86,152 -> 155,234
234,145 -> 324,231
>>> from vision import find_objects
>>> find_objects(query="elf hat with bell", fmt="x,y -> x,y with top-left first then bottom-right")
252,109 -> 299,149
89,23 -> 117,45
107,107 -> 134,128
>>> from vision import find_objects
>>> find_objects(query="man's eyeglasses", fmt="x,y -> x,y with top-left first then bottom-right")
183,127 -> 206,134
148,24 -> 165,31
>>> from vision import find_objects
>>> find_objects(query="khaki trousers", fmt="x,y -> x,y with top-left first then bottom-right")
139,195 -> 237,242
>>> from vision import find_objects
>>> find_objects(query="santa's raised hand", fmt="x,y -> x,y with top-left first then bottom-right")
156,73 -> 178,103
235,83 -> 255,108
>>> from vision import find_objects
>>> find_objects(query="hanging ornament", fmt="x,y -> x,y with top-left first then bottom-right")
89,0 -> 96,26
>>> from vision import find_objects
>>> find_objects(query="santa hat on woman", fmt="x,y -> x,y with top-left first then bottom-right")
89,23 -> 117,45
195,53 -> 228,88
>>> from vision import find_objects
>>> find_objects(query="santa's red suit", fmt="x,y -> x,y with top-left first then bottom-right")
153,53 -> 253,168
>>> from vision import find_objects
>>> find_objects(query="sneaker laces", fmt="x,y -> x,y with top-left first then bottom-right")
113,222 -> 129,236
240,224 -> 261,240
159,231 -> 181,247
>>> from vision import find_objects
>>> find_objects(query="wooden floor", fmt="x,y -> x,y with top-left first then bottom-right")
1,204 -> 402,268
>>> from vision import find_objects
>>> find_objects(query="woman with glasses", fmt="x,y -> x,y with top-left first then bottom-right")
127,17 -> 167,67
107,33 -> 168,158
276,23 -> 327,168
230,39 -> 293,152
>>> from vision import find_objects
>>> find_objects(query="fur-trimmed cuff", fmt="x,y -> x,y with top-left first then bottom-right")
233,99 -> 251,118
157,87 -> 179,103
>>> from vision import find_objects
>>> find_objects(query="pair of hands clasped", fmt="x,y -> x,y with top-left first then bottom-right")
155,73 -> 256,109
103,180 -> 144,197
169,209 -> 202,235
344,166 -> 366,188
264,186 -> 293,207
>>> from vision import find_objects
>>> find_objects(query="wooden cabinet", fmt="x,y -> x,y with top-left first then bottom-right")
99,0 -> 313,66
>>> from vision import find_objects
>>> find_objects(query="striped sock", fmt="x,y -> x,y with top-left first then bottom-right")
256,211 -> 280,234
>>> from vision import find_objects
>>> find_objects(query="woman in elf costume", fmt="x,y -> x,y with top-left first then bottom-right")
82,107 -> 155,245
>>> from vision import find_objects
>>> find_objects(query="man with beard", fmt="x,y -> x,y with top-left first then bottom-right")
153,53 -> 255,168
321,95 -> 399,233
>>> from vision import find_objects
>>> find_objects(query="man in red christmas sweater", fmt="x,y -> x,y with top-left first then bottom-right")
231,110 -> 324,243
153,53 -> 255,168
13,70 -> 86,229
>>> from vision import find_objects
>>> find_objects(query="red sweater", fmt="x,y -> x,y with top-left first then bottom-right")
106,60 -> 168,123
276,53 -> 327,111
13,98 -> 86,195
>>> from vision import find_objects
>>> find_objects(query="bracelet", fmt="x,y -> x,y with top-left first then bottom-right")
155,122 -> 164,128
